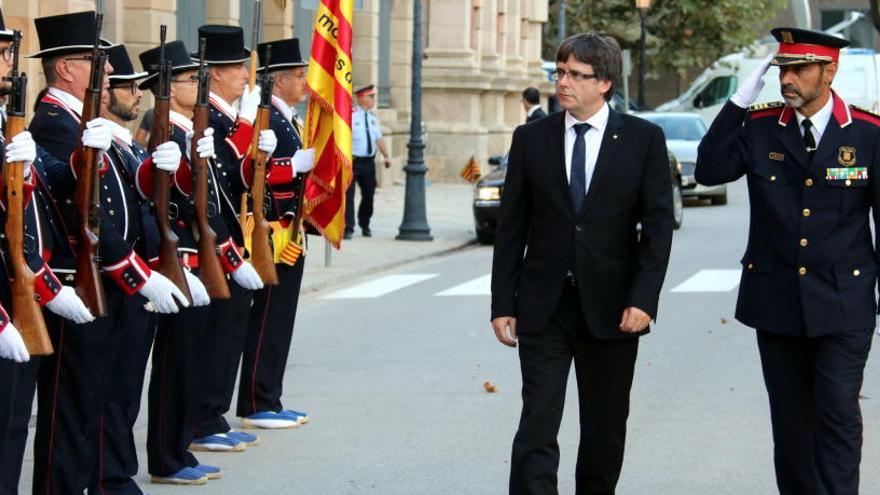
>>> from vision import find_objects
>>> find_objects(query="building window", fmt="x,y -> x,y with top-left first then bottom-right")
177,0 -> 206,53
819,9 -> 874,49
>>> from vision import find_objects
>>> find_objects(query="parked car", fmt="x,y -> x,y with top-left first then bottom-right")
473,151 -> 683,245
636,111 -> 728,205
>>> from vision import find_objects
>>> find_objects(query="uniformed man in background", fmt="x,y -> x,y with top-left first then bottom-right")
696,28 -> 880,494
346,84 -> 390,239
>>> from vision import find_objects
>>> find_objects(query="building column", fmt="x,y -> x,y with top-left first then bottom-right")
263,0 -> 292,41
205,0 -> 239,26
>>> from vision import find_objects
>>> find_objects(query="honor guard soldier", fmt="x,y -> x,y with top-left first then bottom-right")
0,10 -> 95,491
346,84 -> 391,239
696,28 -> 880,494
189,23 -> 268,453
26,11 -> 188,494
137,39 -> 232,485
235,37 -> 315,430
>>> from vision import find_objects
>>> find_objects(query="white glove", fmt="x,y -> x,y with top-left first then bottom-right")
152,141 -> 182,173
186,127 -> 216,159
238,85 -> 261,124
82,117 -> 114,152
258,129 -> 277,157
6,131 -> 37,175
184,270 -> 210,307
0,323 -> 29,363
139,272 -> 190,314
730,53 -> 774,109
231,262 -> 264,290
292,148 -> 316,174
45,286 -> 95,324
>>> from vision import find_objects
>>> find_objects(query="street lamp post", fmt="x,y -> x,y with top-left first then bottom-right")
397,0 -> 433,241
635,0 -> 652,108
557,0 -> 567,45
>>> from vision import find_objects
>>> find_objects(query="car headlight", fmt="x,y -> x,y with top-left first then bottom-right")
475,186 -> 501,201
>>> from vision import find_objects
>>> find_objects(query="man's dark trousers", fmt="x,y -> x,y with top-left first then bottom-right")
237,257 -> 305,416
345,157 -> 376,232
148,301 -> 211,476
195,280 -> 254,437
757,329 -> 872,495
511,282 -> 639,495
0,357 -> 41,495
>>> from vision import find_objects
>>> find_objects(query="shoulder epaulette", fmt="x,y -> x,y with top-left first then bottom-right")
849,105 -> 880,126
748,101 -> 784,112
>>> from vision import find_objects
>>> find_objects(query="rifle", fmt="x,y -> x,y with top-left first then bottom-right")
192,37 -> 230,299
148,25 -> 192,302
72,13 -> 107,316
244,0 -> 279,285
2,30 -> 52,355
286,119 -> 309,262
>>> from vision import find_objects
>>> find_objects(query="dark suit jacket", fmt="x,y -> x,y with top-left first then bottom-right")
696,96 -> 880,337
526,107 -> 547,124
491,108 -> 673,340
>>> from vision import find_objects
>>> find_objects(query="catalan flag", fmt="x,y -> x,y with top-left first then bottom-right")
460,156 -> 482,183
303,0 -> 354,248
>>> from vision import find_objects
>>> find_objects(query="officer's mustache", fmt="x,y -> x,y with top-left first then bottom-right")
781,84 -> 802,97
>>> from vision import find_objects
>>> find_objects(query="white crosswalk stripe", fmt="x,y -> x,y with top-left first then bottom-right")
670,269 -> 741,293
436,274 -> 491,296
322,274 -> 438,299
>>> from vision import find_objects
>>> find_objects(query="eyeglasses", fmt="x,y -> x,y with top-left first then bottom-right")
110,81 -> 139,95
550,69 -> 599,83
0,46 -> 13,63
170,77 -> 197,84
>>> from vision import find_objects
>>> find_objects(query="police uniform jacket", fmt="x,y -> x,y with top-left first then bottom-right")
28,90 -> 155,294
695,93 -> 880,337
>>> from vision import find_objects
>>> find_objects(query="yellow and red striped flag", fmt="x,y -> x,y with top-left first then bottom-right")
459,156 -> 482,183
303,0 -> 354,248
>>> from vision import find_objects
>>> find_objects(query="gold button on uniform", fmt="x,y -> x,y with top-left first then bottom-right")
748,263 -> 754,270
803,208 -> 811,217
805,178 -> 814,187
845,179 -> 852,186
799,238 -> 808,247
770,175 -> 777,182
798,267 -> 807,276
854,269 -> 861,276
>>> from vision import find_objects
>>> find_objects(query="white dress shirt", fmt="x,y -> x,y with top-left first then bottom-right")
795,94 -> 833,145
48,87 -> 84,116
564,103 -> 609,195
351,105 -> 382,158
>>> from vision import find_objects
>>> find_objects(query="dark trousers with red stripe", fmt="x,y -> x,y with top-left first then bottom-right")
195,279 -> 254,437
236,257 -> 305,417
147,303 -> 211,476
89,295 -> 156,494
32,283 -> 125,495
0,356 -> 42,495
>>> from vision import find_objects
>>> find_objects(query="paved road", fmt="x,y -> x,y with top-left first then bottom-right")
19,177 -> 880,493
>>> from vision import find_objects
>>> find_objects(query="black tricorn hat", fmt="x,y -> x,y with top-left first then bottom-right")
138,40 -> 201,90
192,25 -> 249,65
257,38 -> 308,73
770,27 -> 850,66
0,8 -> 14,41
28,11 -> 118,58
107,45 -> 148,82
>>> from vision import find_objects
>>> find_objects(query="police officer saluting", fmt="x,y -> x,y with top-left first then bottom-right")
696,28 -> 880,494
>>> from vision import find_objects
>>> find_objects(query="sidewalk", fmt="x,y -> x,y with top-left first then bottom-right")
301,181 -> 477,293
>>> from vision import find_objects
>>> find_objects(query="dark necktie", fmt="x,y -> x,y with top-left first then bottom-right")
569,123 -> 591,215
802,119 -> 816,157
365,111 -> 373,156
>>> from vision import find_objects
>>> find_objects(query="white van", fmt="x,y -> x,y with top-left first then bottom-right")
655,44 -> 880,124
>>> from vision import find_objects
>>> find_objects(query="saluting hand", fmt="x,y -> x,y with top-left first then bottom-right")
492,316 -> 517,348
730,53 -> 775,109
619,306 -> 651,333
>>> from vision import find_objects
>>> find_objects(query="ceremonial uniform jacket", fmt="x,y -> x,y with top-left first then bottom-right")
264,96 -> 306,223
695,93 -> 880,337
135,110 -> 244,273
29,90 -> 155,295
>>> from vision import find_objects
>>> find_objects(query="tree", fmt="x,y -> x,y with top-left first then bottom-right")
544,0 -> 787,83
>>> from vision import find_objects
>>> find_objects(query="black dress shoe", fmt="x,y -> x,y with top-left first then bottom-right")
361,227 -> 372,237
343,231 -> 353,240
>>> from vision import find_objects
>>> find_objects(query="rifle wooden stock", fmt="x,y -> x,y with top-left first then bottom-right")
73,90 -> 107,317
191,103 -> 230,299
149,97 -> 192,302
4,117 -> 52,355
247,105 -> 278,285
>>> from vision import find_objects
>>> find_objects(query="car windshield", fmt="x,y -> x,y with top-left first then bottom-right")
642,115 -> 708,141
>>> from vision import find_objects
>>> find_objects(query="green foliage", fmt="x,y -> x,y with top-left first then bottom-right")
544,0 -> 787,78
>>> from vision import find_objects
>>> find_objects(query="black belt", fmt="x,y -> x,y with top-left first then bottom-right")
353,156 -> 375,161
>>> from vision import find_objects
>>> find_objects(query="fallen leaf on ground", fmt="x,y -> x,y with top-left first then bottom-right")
484,381 -> 498,393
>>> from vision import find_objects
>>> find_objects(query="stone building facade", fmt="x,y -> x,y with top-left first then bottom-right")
1,0 -> 551,184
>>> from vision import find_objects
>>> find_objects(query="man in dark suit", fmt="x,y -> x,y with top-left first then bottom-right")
696,28 -> 879,494
521,87 -> 546,123
491,33 -> 673,495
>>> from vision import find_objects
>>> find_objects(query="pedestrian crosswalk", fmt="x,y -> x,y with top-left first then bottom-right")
321,268 -> 746,299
